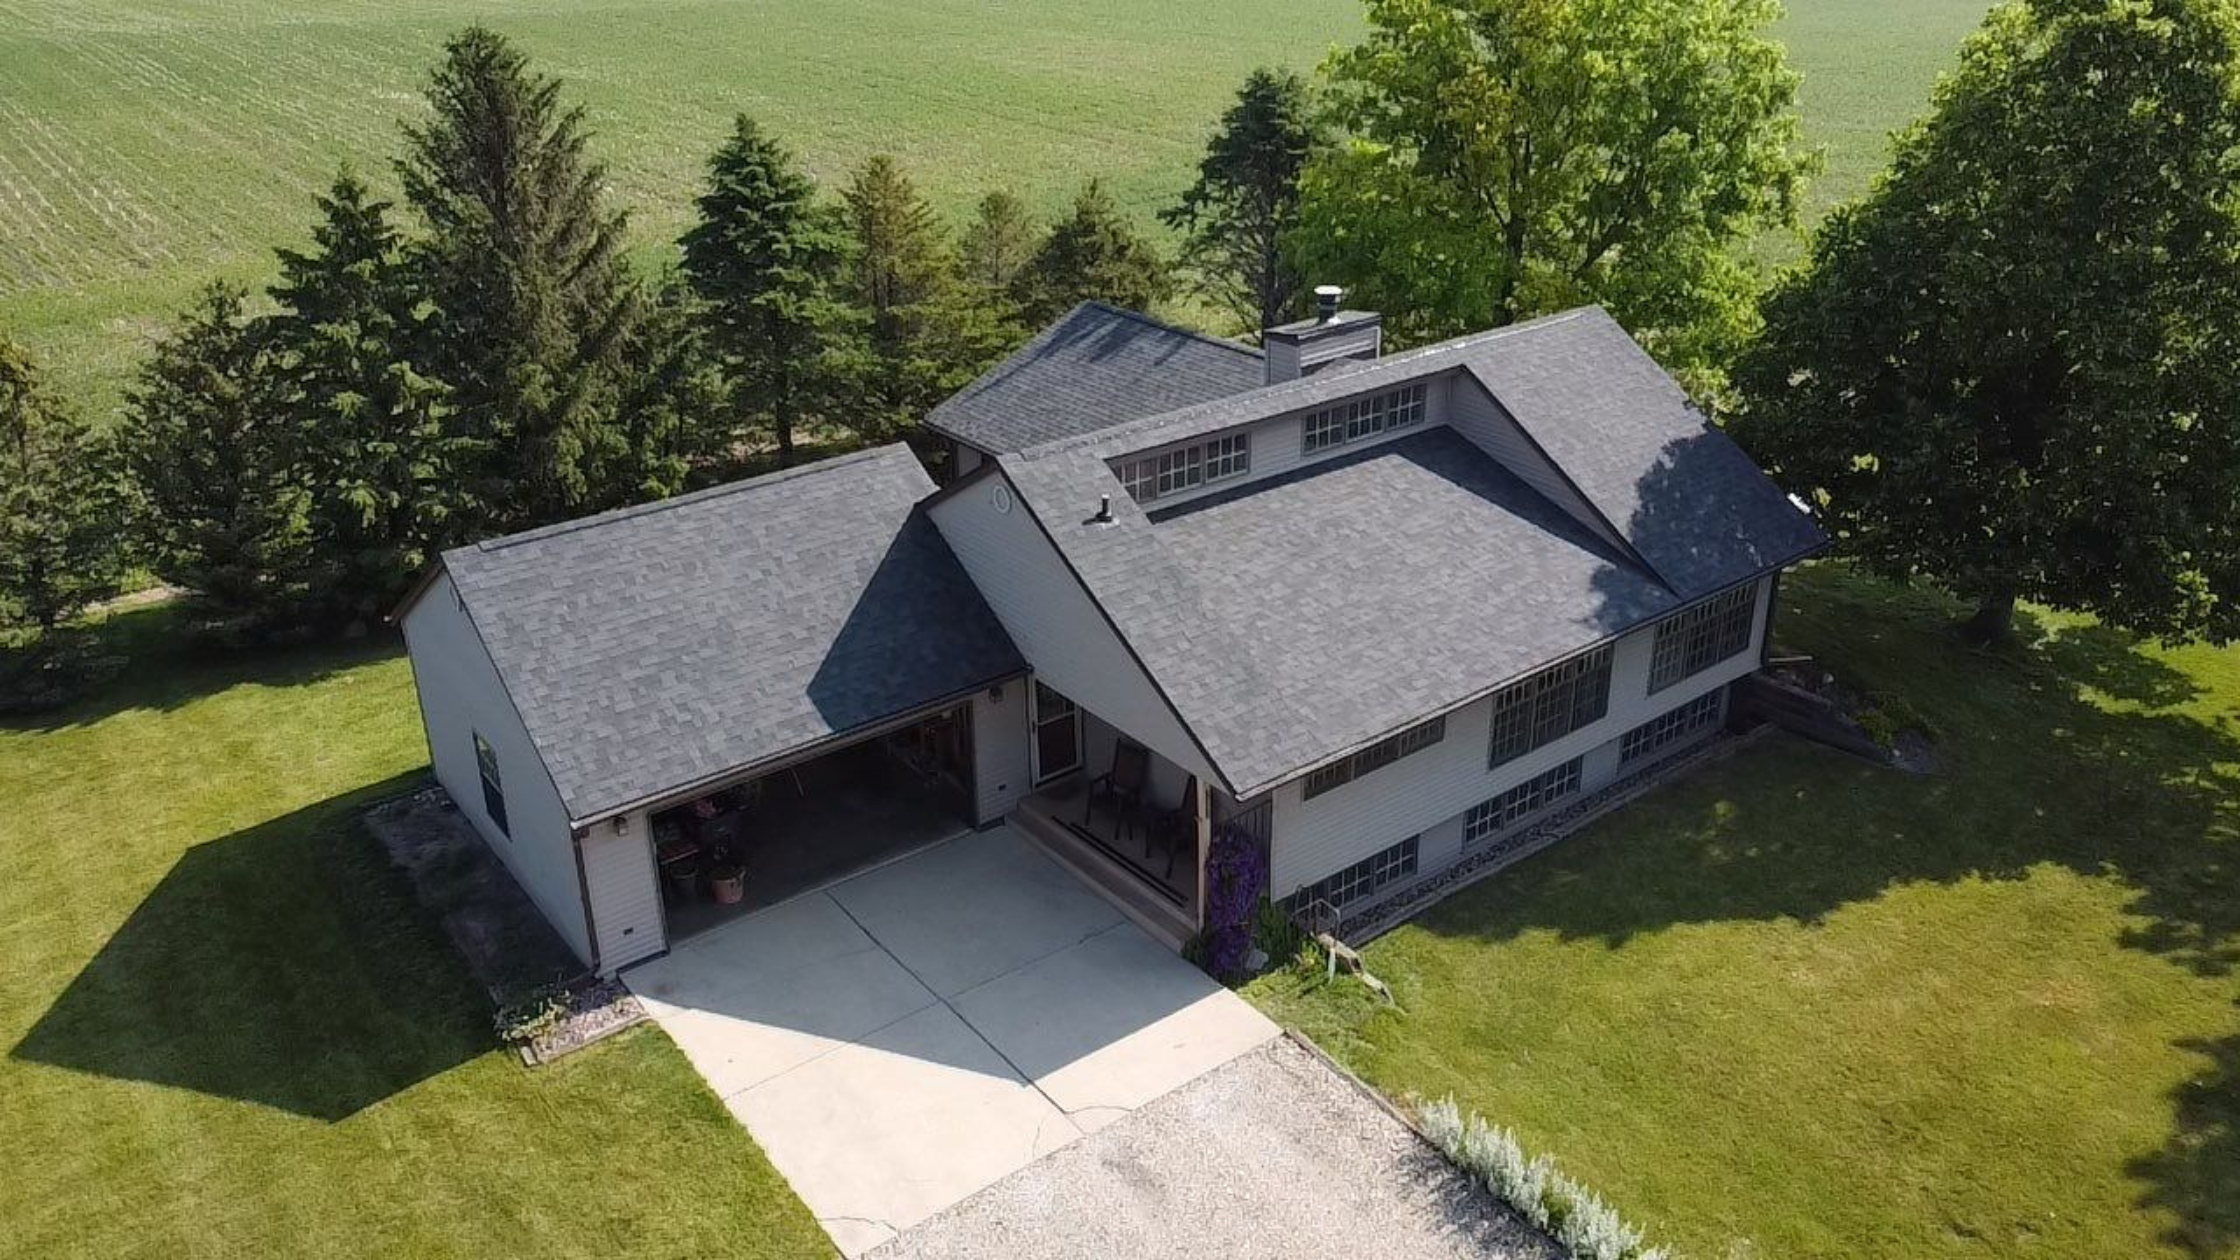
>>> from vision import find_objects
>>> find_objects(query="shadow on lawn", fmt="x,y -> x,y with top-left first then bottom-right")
1,602 -> 399,735
1440,564 -> 2239,1252
11,772 -> 490,1121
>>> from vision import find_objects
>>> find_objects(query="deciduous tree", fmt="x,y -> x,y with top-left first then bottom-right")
1736,0 -> 2240,645
1162,68 -> 1322,334
1289,0 -> 1813,381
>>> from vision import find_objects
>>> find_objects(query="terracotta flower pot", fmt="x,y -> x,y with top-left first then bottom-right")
709,869 -> 746,905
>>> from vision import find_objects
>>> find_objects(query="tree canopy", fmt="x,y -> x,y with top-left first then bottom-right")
1735,0 -> 2240,644
399,24 -> 640,527
1288,0 -> 1813,382
1013,180 -> 1172,325
680,115 -> 863,467
1162,68 -> 1322,334
0,338 -> 124,637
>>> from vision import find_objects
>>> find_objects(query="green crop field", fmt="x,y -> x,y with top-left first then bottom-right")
1,0 -> 1993,416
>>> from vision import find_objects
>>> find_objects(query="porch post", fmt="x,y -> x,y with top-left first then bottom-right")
1190,776 -> 1212,934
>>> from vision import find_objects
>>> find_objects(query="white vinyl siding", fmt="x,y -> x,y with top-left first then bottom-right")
1280,834 -> 1419,913
1269,576 -> 1773,900
1303,714 -> 1446,800
582,810 -> 665,971
927,471 -> 1220,787
400,572 -> 594,967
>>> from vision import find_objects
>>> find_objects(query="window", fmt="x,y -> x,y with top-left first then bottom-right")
1463,758 -> 1584,844
1300,382 -> 1428,455
1115,431 -> 1251,503
1648,585 -> 1757,693
474,731 -> 509,836
1283,835 -> 1420,912
1302,715 -> 1446,800
1620,691 -> 1725,764
1032,682 -> 1082,782
1487,646 -> 1614,768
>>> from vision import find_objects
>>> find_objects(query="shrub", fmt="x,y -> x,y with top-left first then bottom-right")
1417,1096 -> 1666,1260
493,987 -> 570,1047
1200,823 -> 1268,980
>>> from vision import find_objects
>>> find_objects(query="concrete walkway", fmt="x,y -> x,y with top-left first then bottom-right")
626,826 -> 1277,1257
875,1038 -> 1564,1260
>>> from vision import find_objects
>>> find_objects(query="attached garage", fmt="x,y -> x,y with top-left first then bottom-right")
394,445 -> 1029,976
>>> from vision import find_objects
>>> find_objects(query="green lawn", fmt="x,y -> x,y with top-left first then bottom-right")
1250,566 -> 2240,1260
2,0 -> 1991,416
0,611 -> 830,1259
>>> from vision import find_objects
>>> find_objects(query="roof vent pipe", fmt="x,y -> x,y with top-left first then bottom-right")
1091,494 -> 1114,525
1315,284 -> 1343,324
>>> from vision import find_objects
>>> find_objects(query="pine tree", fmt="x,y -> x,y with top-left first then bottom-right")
958,190 -> 1040,292
0,338 -> 125,638
840,156 -> 1016,435
1162,68 -> 1321,333
121,283 -> 313,626
398,25 -> 639,530
268,171 -> 460,620
1013,180 -> 1172,325
680,115 -> 862,467
605,275 -> 730,503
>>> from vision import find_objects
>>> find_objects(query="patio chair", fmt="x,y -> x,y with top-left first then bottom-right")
1084,739 -> 1151,844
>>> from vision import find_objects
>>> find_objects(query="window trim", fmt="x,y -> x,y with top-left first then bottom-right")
1302,714 -> 1447,801
1619,691 -> 1725,765
1648,585 -> 1757,694
1282,834 -> 1422,913
1486,645 -> 1614,769
1300,382 -> 1429,456
1114,430 -> 1252,504
473,730 -> 509,837
1463,757 -> 1584,845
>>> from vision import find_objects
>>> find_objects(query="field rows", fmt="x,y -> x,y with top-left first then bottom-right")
0,0 -> 1992,415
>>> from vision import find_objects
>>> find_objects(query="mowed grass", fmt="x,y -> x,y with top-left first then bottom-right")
1250,565 -> 2240,1260
1,0 -> 1990,415
0,611 -> 830,1260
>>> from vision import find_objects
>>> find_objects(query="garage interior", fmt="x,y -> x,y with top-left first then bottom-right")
652,703 -> 977,942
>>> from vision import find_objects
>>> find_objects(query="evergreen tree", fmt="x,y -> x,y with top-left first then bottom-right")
959,190 -> 1040,292
605,275 -> 730,502
680,115 -> 862,467
268,171 -> 460,620
0,338 -> 125,638
840,156 -> 1019,435
121,284 -> 313,625
1013,180 -> 1172,325
1737,0 -> 2240,644
1162,68 -> 1321,334
398,25 -> 639,530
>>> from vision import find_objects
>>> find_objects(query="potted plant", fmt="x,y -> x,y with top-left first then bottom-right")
706,844 -> 746,905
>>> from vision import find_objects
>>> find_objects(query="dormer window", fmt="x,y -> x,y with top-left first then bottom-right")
1115,431 -> 1251,503
1301,382 -> 1428,455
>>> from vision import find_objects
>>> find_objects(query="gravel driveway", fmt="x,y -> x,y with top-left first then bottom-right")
872,1036 -> 1562,1260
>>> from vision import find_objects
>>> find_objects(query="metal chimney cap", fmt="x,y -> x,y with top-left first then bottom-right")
1314,285 -> 1344,322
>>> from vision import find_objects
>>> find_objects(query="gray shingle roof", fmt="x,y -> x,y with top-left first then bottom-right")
442,445 -> 1023,823
997,307 -> 1824,796
924,301 -> 1265,454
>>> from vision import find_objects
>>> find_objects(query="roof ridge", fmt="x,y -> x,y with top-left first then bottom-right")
1076,300 -> 1264,362
471,444 -> 909,553
1015,307 -> 1597,461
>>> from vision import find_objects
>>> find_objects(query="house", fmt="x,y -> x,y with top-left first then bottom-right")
393,295 -> 1825,976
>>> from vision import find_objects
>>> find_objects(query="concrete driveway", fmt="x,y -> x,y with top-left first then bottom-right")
625,825 -> 1278,1257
